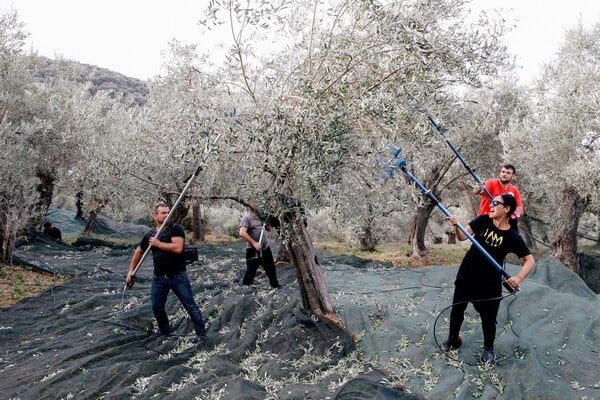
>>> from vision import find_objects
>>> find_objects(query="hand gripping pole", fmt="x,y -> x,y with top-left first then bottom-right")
125,165 -> 203,290
386,145 -> 518,292
425,115 -> 494,201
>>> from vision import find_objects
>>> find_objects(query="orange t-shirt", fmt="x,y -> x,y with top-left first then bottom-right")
477,179 -> 523,215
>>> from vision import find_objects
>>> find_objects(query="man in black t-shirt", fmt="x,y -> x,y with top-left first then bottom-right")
126,203 -> 207,344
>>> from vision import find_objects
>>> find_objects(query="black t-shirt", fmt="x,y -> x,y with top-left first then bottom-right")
44,226 -> 62,240
139,224 -> 186,276
456,215 -> 530,289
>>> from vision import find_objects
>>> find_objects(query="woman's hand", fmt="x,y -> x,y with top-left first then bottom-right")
446,216 -> 458,226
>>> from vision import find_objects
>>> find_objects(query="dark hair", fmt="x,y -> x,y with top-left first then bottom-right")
43,222 -> 51,228
500,194 -> 518,228
501,163 -> 516,173
499,194 -> 516,216
154,203 -> 170,213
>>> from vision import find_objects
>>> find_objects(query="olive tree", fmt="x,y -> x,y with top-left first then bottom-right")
194,0 -> 514,327
114,41 -> 227,230
53,84 -> 143,233
0,10 -> 81,262
501,22 -> 600,269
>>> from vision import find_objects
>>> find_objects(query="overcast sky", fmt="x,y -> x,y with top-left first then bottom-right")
1,0 -> 599,82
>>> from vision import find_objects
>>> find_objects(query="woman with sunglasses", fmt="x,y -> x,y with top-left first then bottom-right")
442,194 -> 535,365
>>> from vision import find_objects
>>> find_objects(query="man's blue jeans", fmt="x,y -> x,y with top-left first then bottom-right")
151,271 -> 206,337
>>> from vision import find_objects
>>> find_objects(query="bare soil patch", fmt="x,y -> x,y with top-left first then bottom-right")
0,264 -> 64,308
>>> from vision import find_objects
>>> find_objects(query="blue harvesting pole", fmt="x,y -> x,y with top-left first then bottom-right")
425,115 -> 494,201
386,145 -> 517,291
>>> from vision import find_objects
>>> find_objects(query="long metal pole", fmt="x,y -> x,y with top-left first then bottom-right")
125,165 -> 203,290
425,115 -> 494,201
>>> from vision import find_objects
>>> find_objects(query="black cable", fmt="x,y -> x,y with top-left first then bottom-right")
433,290 -> 518,365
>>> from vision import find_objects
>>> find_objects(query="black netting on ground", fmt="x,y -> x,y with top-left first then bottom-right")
44,207 -> 150,239
2,231 -> 599,399
580,252 -> 600,294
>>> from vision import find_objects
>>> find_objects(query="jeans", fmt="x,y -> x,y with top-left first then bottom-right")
242,247 -> 280,288
151,271 -> 207,337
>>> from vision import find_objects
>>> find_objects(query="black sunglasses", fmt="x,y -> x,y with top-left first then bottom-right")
490,199 -> 505,207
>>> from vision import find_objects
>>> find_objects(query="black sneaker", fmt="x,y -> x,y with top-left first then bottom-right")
441,335 -> 462,351
481,348 -> 495,365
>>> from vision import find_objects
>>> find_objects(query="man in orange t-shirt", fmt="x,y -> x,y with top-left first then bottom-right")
474,164 -> 524,217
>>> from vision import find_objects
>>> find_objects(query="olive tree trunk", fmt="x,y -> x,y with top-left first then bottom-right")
358,216 -> 377,252
0,203 -> 18,265
280,209 -> 336,323
408,199 -> 436,256
552,186 -> 588,270
191,197 -> 206,242
83,197 -> 109,236
407,157 -> 455,257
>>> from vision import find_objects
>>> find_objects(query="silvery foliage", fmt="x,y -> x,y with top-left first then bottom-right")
0,11 -> 79,234
501,22 -> 600,221
195,0 -> 512,241
125,40 -> 229,211
0,15 -> 35,234
52,79 -> 142,221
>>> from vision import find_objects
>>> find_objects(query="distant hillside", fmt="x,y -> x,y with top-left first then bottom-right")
28,56 -> 149,106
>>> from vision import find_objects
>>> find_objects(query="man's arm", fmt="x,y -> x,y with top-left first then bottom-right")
472,179 -> 491,196
239,226 -> 261,251
150,236 -> 184,253
126,246 -> 143,284
514,187 -> 525,216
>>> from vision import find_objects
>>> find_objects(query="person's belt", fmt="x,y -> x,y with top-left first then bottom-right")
154,272 -> 182,278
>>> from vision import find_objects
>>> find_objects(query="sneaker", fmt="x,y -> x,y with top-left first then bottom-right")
441,335 -> 462,351
481,348 -> 495,365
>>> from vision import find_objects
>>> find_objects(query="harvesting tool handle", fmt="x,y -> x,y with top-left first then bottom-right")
193,164 -> 203,177
425,115 -> 494,201
124,163 -> 203,291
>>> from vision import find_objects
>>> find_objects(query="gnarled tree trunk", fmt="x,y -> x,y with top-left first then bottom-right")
32,168 -> 55,231
407,157 -> 455,257
161,190 -> 189,227
0,202 -> 18,265
552,186 -> 588,270
191,197 -> 206,242
83,197 -> 109,236
358,215 -> 377,252
280,208 -> 336,322
75,191 -> 84,220
408,157 -> 456,257
408,199 -> 436,256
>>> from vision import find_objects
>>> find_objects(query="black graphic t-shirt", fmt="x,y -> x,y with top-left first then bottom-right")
139,224 -> 186,276
456,215 -> 530,289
